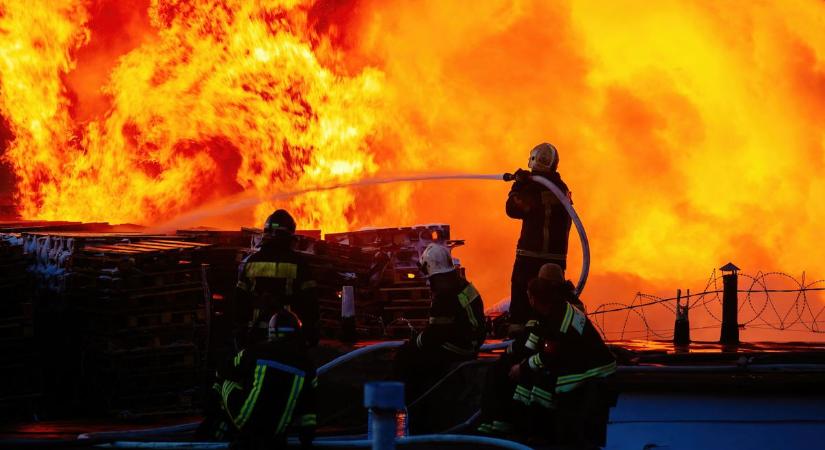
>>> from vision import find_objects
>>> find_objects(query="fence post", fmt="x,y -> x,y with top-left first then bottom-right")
719,263 -> 740,345
674,288 -> 690,347
365,381 -> 405,450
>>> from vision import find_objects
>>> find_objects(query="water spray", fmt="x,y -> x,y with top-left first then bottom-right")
150,173 -> 504,232
154,171 -> 590,294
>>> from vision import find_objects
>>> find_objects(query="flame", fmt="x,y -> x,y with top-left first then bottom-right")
0,0 -> 405,232
2,0 -> 825,335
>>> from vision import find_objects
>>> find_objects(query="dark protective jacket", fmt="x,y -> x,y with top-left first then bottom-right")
416,271 -> 486,357
235,237 -> 319,346
511,300 -> 615,408
214,337 -> 317,443
554,280 -> 586,312
506,171 -> 572,262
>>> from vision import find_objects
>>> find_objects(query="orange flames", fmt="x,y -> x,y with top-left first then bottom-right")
0,0 -> 406,232
2,0 -> 825,335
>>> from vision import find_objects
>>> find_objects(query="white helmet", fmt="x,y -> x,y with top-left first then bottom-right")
527,142 -> 559,172
418,243 -> 455,277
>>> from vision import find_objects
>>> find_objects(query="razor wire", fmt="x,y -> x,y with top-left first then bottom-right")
587,270 -> 825,340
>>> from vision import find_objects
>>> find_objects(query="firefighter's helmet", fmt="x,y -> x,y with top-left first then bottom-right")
538,263 -> 565,286
268,309 -> 302,341
418,243 -> 455,277
264,209 -> 296,237
528,142 -> 559,173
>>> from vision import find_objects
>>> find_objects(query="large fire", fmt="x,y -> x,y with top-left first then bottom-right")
0,0 -> 412,232
2,0 -> 824,338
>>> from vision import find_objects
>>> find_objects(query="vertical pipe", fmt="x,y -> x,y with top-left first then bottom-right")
364,382 -> 405,450
200,264 -> 212,365
341,285 -> 356,342
720,269 -> 740,345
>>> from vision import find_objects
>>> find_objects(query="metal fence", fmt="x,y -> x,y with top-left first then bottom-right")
588,270 -> 825,340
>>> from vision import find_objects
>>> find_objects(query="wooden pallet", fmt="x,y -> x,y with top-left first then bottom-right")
0,360 -> 43,398
0,317 -> 34,342
80,308 -> 205,332
106,368 -> 200,395
88,344 -> 201,373
378,285 -> 431,302
71,267 -> 203,292
73,285 -> 205,313
105,389 -> 197,417
71,240 -> 212,274
0,301 -> 32,321
81,239 -> 211,255
86,328 -> 206,352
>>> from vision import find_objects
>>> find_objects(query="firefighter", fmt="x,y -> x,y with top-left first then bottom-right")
198,310 -> 317,449
392,243 -> 486,406
506,142 -> 573,327
510,264 -> 615,446
536,262 -> 586,312
234,209 -> 319,347
478,264 -> 613,444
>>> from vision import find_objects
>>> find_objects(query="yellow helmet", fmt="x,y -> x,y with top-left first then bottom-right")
528,142 -> 559,172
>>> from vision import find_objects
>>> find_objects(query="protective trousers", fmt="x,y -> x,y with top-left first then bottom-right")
509,255 -> 566,324
477,355 -> 519,436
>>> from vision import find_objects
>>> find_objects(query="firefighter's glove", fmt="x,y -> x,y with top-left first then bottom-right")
507,323 -> 525,338
514,169 -> 531,184
508,363 -> 522,381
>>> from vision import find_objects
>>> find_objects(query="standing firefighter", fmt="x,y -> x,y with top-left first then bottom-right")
235,209 -> 319,347
506,142 -> 573,326
393,244 -> 486,404
198,310 -> 317,450
479,263 -> 615,446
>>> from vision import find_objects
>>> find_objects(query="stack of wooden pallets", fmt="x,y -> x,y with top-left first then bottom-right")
0,234 -> 40,417
293,235 -> 379,337
68,239 -> 212,415
326,225 -> 465,337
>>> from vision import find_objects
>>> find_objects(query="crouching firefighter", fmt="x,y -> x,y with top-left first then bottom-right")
198,310 -> 318,449
478,264 -> 615,447
235,209 -> 320,348
392,244 -> 486,406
